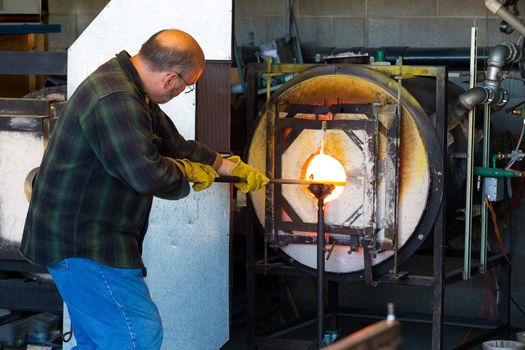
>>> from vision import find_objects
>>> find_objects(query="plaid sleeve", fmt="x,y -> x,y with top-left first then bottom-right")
79,92 -> 190,200
153,104 -> 219,165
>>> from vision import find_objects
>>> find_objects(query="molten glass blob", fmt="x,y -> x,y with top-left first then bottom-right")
304,149 -> 346,203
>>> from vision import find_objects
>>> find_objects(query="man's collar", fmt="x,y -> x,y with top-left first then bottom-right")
115,50 -> 147,98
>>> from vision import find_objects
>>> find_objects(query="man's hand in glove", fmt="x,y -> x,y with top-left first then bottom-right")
227,156 -> 269,193
172,159 -> 218,191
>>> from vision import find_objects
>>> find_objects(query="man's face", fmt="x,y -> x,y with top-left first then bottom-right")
150,69 -> 200,104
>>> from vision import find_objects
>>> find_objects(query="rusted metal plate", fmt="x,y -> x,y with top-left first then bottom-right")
0,98 -> 51,116
196,61 -> 231,152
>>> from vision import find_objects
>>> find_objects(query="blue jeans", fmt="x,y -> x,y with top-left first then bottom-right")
48,258 -> 163,350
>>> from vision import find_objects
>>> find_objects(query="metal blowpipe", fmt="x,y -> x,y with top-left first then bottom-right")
215,176 -> 346,187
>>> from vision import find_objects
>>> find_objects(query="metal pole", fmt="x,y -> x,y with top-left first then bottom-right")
246,212 -> 257,350
464,26 -> 478,280
392,57 -> 403,276
233,33 -> 247,98
480,105 -> 491,273
317,196 -> 326,349
285,0 -> 291,43
215,176 -> 346,187
290,3 -> 304,64
431,69 -> 448,350
264,79 -> 276,244
500,260 -> 512,331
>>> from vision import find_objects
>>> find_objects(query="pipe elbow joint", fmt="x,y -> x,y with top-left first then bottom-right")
453,86 -> 509,117
452,87 -> 488,117
486,43 -> 524,84
458,87 -> 489,110
488,44 -> 511,68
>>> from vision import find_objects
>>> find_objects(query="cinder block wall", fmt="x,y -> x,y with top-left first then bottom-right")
47,0 -> 109,50
235,0 -> 525,48
48,0 -> 525,50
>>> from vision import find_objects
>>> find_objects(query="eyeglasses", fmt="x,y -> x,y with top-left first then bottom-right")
175,72 -> 195,94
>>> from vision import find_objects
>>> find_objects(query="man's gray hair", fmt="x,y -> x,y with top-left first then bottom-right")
138,30 -> 196,73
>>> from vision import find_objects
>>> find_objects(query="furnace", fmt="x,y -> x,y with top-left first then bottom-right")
247,64 -> 444,280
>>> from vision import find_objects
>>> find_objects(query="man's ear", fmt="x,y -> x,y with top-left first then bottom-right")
163,72 -> 178,89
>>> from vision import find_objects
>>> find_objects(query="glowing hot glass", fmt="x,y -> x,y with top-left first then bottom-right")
303,148 -> 346,203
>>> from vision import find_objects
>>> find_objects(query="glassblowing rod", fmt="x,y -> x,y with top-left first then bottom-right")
216,176 -> 346,187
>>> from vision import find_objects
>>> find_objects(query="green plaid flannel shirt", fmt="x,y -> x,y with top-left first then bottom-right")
20,51 -> 218,271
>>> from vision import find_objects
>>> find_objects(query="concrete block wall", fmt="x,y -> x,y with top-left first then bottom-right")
47,0 -> 525,51
47,0 -> 110,50
235,0 -> 525,49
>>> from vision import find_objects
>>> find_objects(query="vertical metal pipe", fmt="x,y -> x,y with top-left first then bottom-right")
464,26 -> 478,280
317,197 -> 325,349
392,57 -> 403,276
480,105 -> 491,273
431,70 -> 447,350
246,213 -> 257,350
232,34 -> 247,98
265,57 -> 272,112
245,68 -> 259,132
289,0 -> 304,64
264,72 -> 276,244
500,261 -> 512,328
285,0 -> 291,42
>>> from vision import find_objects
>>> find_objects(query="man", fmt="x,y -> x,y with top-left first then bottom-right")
20,29 -> 267,349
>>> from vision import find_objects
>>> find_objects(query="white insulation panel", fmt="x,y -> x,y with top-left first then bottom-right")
143,185 -> 230,349
0,131 -> 44,243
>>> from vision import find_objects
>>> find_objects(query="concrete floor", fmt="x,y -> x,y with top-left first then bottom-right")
219,317 -> 510,349
219,261 -> 516,349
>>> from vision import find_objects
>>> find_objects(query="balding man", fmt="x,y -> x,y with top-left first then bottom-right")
20,29 -> 267,349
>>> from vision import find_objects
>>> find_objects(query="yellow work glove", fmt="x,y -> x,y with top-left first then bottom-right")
173,159 -> 218,191
227,156 -> 269,193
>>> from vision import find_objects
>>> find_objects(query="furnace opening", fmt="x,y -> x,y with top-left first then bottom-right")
302,145 -> 346,203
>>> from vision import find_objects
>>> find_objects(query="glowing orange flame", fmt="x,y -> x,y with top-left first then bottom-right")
303,144 -> 346,203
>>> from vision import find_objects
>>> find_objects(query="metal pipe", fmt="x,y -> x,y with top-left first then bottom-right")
289,0 -> 304,64
486,45 -> 509,84
233,34 -> 248,98
464,26 -> 478,281
474,166 -> 523,178
452,87 -> 489,117
317,195 -> 325,349
285,0 -> 291,43
243,45 -> 490,68
486,42 -> 524,86
270,178 -> 346,186
492,154 -> 499,168
486,0 -> 525,37
215,176 -> 346,187
392,57 -> 403,276
480,105 -> 491,274
453,41 -> 523,117
303,183 -> 333,348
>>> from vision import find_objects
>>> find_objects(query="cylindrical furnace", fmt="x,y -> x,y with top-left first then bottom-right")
246,64 -> 464,281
